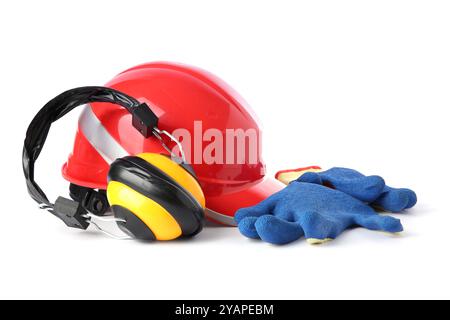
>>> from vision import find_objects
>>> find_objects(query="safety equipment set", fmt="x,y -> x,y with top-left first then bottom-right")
23,62 -> 417,244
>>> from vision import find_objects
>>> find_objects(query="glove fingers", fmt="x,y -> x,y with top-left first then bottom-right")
354,215 -> 403,233
234,192 -> 282,224
235,204 -> 271,224
405,189 -> 418,209
235,207 -> 266,224
297,211 -> 342,244
237,217 -> 260,239
254,215 -> 304,245
374,187 -> 417,212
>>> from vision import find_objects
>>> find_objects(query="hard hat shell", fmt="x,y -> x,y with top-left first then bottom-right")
62,62 -> 284,225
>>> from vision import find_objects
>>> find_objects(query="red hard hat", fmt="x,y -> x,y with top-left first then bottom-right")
62,62 -> 284,225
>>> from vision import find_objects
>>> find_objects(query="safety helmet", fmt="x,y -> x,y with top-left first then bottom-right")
62,62 -> 284,225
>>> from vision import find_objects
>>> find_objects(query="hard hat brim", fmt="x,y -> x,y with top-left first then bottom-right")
204,177 -> 285,226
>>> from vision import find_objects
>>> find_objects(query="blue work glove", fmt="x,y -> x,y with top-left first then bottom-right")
297,168 -> 417,213
235,181 -> 403,245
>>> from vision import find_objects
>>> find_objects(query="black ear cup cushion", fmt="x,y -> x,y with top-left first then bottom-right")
108,157 -> 204,237
112,205 -> 156,241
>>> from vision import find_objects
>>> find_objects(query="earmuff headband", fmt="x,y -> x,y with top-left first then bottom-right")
23,86 -> 159,228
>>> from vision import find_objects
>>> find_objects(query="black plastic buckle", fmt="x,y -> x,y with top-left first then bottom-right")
53,197 -> 89,230
131,103 -> 159,138
69,184 -> 109,216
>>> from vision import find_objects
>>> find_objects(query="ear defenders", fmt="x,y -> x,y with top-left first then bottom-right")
23,86 -> 205,241
107,153 -> 205,240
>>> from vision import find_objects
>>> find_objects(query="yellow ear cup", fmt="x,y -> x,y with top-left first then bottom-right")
106,154 -> 205,241
107,181 -> 182,240
137,153 -> 205,207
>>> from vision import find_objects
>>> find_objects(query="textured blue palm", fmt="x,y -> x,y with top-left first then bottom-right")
235,182 -> 403,245
298,168 -> 417,212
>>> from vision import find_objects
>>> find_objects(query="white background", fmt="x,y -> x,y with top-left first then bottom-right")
0,0 -> 449,299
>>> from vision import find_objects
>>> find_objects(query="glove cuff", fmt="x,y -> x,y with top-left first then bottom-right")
275,166 -> 322,185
